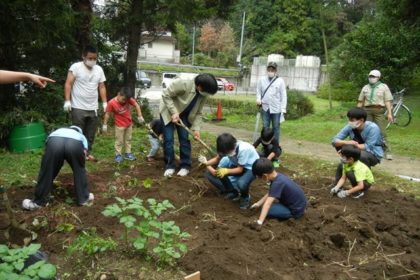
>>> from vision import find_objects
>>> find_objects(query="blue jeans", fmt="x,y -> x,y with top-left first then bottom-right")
205,168 -> 255,197
267,203 -> 293,220
161,115 -> 191,170
147,135 -> 160,157
262,109 -> 281,143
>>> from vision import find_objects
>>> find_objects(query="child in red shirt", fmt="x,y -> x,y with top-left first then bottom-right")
103,87 -> 144,163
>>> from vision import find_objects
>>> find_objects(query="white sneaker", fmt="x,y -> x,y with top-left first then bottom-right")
22,199 -> 41,211
177,168 -> 190,177
386,154 -> 393,160
80,193 -> 94,206
164,169 -> 175,177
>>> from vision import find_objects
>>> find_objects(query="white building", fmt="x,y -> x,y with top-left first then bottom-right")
139,31 -> 180,63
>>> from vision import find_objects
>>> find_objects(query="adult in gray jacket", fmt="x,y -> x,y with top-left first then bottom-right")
160,73 -> 218,177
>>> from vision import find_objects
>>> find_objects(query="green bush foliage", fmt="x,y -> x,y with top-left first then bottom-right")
316,81 -> 359,102
207,90 -> 314,120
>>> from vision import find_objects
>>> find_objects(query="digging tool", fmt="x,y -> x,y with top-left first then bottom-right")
175,120 -> 216,156
252,109 -> 261,143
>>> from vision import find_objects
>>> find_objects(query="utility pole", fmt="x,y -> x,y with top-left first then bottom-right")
191,25 -> 196,66
237,11 -> 246,66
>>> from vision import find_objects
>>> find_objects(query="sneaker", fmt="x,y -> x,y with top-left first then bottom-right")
115,154 -> 123,163
351,191 -> 364,199
240,195 -> 251,209
164,168 -> 175,177
273,160 -> 280,168
22,199 -> 41,211
80,193 -> 94,206
177,168 -> 190,177
124,153 -> 137,161
225,191 -> 240,201
386,154 -> 393,160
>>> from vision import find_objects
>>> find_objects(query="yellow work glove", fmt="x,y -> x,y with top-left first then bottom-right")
216,168 -> 229,178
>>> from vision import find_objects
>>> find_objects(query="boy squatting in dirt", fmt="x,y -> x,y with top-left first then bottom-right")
198,133 -> 260,210
102,87 -> 144,163
330,144 -> 374,199
250,158 -> 307,229
253,127 -> 282,168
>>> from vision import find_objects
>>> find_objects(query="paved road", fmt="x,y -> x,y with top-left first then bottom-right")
201,122 -> 420,180
140,87 -> 420,180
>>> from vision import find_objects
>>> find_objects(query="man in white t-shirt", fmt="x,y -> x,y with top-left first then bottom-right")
64,46 -> 107,154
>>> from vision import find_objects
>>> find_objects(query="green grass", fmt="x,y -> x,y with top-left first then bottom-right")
206,94 -> 420,159
0,128 -> 150,186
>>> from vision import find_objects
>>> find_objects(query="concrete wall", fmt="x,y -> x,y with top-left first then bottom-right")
250,55 -> 323,92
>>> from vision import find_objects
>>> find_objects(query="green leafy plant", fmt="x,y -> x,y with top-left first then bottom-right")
142,178 -> 152,189
67,228 -> 117,256
102,197 -> 190,266
153,221 -> 191,266
0,244 -> 56,280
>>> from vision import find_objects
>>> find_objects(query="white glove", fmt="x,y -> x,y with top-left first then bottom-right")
137,116 -> 145,124
63,101 -> 72,112
337,190 -> 349,199
198,155 -> 207,165
250,203 -> 260,209
102,102 -> 107,112
102,124 -> 107,133
330,185 -> 341,194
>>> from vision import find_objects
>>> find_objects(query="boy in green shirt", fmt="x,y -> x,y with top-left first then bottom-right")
330,144 -> 374,199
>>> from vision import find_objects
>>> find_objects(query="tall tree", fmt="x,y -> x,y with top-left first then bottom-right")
102,0 -> 233,93
199,22 -> 218,56
70,0 -> 93,52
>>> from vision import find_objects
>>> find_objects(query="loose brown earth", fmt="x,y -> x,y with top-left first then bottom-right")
2,156 -> 420,280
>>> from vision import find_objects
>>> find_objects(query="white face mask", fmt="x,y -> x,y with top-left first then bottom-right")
340,157 -> 349,164
267,71 -> 276,78
227,150 -> 236,157
199,91 -> 210,97
368,77 -> 379,84
348,120 -> 361,129
84,59 -> 97,68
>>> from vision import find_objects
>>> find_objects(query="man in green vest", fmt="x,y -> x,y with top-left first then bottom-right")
357,69 -> 393,160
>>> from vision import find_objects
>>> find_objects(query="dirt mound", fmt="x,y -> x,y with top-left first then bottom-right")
4,159 -> 420,279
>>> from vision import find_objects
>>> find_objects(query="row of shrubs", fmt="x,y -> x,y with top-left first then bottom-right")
207,90 -> 314,120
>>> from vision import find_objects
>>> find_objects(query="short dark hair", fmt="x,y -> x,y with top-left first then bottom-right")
261,127 -> 274,142
347,108 -> 367,122
118,87 -> 132,99
341,144 -> 361,161
195,73 -> 218,95
252,158 -> 274,176
83,45 -> 97,56
216,133 -> 237,155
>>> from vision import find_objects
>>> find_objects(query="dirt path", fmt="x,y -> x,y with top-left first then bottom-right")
202,122 -> 420,179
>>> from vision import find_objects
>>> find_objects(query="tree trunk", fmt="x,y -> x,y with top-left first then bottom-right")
125,0 -> 144,93
70,0 -> 93,52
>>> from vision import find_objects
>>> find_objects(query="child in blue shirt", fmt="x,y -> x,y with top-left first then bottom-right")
199,133 -> 259,209
250,158 -> 307,227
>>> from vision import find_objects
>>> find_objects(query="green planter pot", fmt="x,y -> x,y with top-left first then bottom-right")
8,122 -> 46,153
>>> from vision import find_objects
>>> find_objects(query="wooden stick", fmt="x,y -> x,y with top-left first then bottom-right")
176,121 -> 216,155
